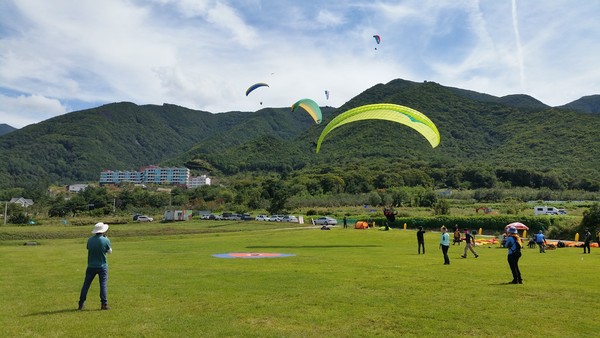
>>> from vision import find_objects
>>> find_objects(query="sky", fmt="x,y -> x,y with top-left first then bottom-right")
1,0 -> 599,128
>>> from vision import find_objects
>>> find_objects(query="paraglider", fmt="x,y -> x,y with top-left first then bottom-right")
315,103 -> 440,154
245,83 -> 269,96
324,90 -> 330,100
291,98 -> 322,124
373,34 -> 381,49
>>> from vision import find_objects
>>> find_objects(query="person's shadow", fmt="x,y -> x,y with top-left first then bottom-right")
24,308 -> 83,317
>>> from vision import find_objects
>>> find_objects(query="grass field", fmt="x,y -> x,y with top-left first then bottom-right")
1,221 -> 598,337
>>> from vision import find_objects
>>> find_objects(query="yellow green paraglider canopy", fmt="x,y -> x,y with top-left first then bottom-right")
316,103 -> 440,153
291,98 -> 322,124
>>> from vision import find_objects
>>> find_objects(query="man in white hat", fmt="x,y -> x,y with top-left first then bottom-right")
78,222 -> 112,310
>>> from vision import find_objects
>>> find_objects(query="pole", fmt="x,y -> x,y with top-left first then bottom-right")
4,201 -> 7,225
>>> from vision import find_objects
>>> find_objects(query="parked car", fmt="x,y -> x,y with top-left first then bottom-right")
228,214 -> 242,221
314,217 -> 337,225
281,215 -> 299,223
240,213 -> 253,221
200,214 -> 216,220
136,215 -> 154,222
255,215 -> 270,221
269,215 -> 283,222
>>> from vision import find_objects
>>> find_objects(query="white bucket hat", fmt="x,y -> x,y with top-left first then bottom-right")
91,222 -> 109,234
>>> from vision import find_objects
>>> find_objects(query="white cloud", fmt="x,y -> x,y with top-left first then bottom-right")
0,94 -> 67,128
0,0 -> 598,127
315,10 -> 345,27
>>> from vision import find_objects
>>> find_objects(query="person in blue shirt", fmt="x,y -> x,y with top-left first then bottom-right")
504,226 -> 522,284
439,226 -> 450,265
535,230 -> 547,253
78,222 -> 112,310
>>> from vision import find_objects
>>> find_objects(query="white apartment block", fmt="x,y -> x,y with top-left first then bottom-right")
188,175 -> 212,188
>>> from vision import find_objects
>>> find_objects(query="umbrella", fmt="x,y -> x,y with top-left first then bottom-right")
505,222 -> 529,230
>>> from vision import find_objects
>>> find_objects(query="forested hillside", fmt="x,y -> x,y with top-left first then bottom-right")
188,80 -> 600,192
1,79 -> 599,195
0,124 -> 16,136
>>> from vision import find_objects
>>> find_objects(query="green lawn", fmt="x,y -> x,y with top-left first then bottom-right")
1,222 -> 598,337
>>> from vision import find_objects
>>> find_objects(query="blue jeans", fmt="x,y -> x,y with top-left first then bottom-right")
79,267 -> 108,305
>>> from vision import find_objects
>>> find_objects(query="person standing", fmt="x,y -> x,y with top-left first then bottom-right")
417,226 -> 426,254
504,226 -> 523,284
461,229 -> 479,258
535,230 -> 547,253
583,228 -> 592,254
343,216 -> 348,229
440,226 -> 450,265
453,225 -> 461,245
79,222 -> 112,310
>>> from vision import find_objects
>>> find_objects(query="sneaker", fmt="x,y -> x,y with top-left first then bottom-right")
101,304 -> 111,310
475,254 -> 479,258
461,255 -> 467,258
78,301 -> 85,311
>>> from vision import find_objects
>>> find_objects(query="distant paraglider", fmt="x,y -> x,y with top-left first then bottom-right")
245,83 -> 269,96
315,103 -> 440,154
325,90 -> 330,100
291,98 -> 322,124
373,34 -> 381,49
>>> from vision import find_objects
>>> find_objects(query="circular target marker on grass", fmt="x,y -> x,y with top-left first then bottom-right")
212,252 -> 296,259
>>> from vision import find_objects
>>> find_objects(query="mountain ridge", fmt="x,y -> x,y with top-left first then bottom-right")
1,79 -> 599,193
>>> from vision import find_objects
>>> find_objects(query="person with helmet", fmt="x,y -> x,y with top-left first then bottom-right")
504,226 -> 523,284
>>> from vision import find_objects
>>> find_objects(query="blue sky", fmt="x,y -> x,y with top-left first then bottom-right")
1,0 -> 599,128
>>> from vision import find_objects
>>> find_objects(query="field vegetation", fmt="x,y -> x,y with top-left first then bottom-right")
1,221 -> 598,337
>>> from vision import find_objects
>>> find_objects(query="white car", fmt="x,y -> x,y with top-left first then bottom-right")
281,215 -> 299,223
269,215 -> 283,222
136,215 -> 154,222
314,217 -> 337,225
255,215 -> 270,221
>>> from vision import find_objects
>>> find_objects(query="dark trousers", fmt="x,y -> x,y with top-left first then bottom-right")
79,267 -> 108,305
537,242 -> 546,253
441,245 -> 450,264
583,242 -> 590,253
507,252 -> 522,282
418,241 -> 425,254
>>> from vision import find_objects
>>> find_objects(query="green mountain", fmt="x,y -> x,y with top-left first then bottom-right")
0,124 -> 16,136
0,79 -> 599,193
560,95 -> 600,114
186,79 -> 600,188
0,102 -> 332,190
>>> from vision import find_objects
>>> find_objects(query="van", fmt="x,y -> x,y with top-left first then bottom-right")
534,206 -> 559,215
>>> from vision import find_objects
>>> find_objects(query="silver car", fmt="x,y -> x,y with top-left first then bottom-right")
255,215 -> 270,221
281,215 -> 299,223
314,217 -> 337,225
269,215 -> 283,222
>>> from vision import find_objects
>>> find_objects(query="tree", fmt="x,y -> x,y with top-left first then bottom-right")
262,179 -> 290,214
433,199 -> 450,215
580,203 -> 600,230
